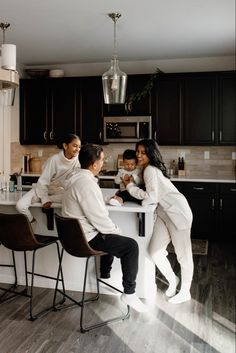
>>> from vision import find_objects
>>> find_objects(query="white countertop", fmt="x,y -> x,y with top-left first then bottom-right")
0,189 -> 156,214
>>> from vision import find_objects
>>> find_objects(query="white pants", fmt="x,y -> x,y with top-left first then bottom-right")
16,188 -> 63,222
148,208 -> 194,290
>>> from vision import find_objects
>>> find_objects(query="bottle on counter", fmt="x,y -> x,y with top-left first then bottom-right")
178,157 -> 186,176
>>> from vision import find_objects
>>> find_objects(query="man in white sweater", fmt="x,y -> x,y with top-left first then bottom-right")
62,144 -> 147,313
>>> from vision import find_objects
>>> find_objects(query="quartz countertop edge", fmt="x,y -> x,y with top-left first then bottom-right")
98,174 -> 236,183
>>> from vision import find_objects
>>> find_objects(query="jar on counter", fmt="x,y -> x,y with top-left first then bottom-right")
29,157 -> 42,173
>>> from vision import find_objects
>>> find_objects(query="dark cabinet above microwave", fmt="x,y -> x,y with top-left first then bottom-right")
103,74 -> 153,116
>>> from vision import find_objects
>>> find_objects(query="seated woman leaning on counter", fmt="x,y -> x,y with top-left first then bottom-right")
122,139 -> 194,305
16,133 -> 81,223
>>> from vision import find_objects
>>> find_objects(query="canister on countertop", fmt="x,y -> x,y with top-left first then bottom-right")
29,157 -> 42,173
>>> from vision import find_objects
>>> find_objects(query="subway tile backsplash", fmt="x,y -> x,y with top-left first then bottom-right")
11,142 -> 236,178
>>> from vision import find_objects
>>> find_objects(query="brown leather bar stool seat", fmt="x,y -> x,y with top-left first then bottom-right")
0,213 -> 65,321
53,213 -> 130,333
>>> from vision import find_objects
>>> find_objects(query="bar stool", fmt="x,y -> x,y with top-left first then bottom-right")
0,242 -> 17,302
53,213 -> 130,333
0,213 -> 65,320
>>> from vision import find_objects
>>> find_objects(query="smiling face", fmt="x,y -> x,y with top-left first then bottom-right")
136,145 -> 150,168
63,138 -> 81,159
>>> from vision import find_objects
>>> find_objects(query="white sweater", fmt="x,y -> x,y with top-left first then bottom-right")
62,169 -> 122,241
114,166 -> 142,191
127,165 -> 193,230
34,151 -> 80,205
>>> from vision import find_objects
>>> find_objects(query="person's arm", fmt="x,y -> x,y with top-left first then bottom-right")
126,166 -> 160,205
114,169 -> 123,185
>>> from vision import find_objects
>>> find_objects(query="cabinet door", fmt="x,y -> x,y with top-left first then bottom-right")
183,74 -> 216,145
50,78 -> 79,144
20,79 -> 48,144
181,182 -> 217,239
218,72 -> 236,145
80,77 -> 103,144
218,184 -> 236,240
154,76 -> 182,145
103,74 -> 152,116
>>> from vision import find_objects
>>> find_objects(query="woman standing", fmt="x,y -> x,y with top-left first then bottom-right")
123,139 -> 193,304
16,133 -> 81,222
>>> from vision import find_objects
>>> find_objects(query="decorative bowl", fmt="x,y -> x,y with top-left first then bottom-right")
25,69 -> 49,78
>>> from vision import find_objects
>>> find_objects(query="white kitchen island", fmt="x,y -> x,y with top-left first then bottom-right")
0,189 -> 157,300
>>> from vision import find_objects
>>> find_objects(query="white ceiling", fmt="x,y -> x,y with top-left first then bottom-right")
1,0 -> 235,67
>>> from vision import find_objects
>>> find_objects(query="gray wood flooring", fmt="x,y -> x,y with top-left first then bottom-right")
0,241 -> 235,353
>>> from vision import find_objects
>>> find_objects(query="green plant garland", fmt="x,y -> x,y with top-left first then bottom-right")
126,67 -> 164,103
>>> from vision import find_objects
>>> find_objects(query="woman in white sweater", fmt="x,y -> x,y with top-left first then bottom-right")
16,133 -> 81,222
123,139 -> 194,304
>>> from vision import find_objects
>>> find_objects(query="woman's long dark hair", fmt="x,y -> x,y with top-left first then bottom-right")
136,139 -> 170,178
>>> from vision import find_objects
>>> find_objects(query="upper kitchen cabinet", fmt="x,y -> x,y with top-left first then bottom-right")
103,74 -> 153,116
217,72 -> 236,145
20,77 -> 80,145
154,75 -> 182,145
182,73 -> 217,145
80,76 -> 103,144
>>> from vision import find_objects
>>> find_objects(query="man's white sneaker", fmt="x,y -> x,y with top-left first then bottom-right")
121,293 -> 148,313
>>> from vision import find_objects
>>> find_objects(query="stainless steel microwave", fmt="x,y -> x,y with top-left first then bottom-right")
103,116 -> 152,143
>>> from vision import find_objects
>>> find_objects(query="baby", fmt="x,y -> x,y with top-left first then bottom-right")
108,149 -> 142,206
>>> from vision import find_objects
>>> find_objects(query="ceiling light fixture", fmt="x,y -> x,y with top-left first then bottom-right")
0,22 -> 19,105
102,13 -> 127,104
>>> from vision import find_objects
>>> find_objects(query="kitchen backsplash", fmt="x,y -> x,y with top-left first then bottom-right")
11,142 -> 236,178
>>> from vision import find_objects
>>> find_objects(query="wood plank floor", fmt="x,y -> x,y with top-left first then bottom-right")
0,241 -> 235,353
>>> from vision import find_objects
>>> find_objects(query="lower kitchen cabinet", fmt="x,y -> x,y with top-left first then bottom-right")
218,183 -> 236,240
173,181 -> 235,241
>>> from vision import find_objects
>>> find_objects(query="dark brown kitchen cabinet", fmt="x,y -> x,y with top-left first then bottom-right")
173,182 -> 217,240
103,74 -> 153,116
154,71 -> 235,146
20,78 -> 80,145
218,183 -> 236,240
80,76 -> 103,144
183,73 -> 217,145
218,72 -> 236,145
154,75 -> 182,145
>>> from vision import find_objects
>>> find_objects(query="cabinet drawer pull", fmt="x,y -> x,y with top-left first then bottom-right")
193,187 -> 204,191
154,131 -> 157,140
43,131 -> 47,141
99,131 -> 102,141
230,188 -> 236,192
50,131 -> 54,140
219,130 -> 222,142
128,102 -> 132,111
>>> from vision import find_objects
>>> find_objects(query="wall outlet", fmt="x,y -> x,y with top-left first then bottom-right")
204,151 -> 210,159
232,152 -> 236,160
38,150 -> 43,157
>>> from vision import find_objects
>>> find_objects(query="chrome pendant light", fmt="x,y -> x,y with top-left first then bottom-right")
102,13 -> 127,104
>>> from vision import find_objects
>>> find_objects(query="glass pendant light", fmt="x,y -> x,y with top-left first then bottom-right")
102,13 -> 127,104
0,22 -> 19,106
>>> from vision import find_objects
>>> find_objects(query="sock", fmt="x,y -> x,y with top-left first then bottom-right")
121,293 -> 148,313
109,198 -> 123,207
168,290 -> 191,304
165,275 -> 180,297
